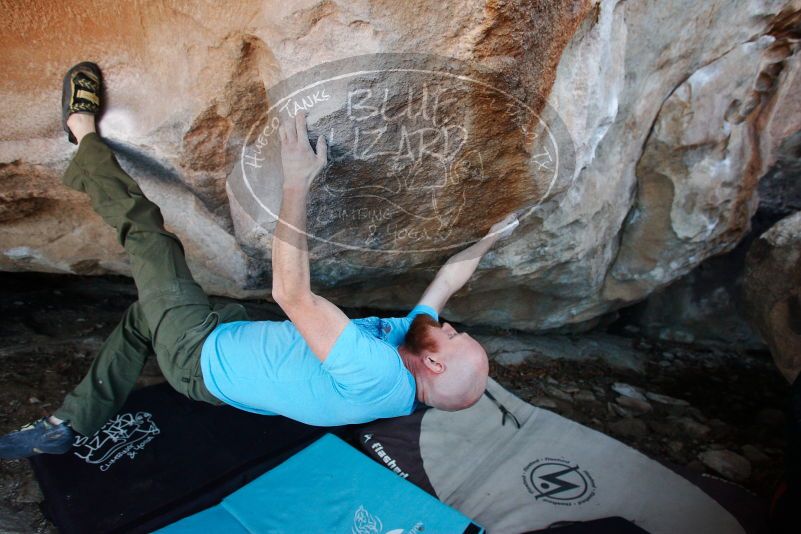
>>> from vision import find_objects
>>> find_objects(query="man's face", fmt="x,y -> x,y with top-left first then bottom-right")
405,314 -> 490,410
405,314 -> 483,363
426,321 -> 484,361
404,313 -> 441,355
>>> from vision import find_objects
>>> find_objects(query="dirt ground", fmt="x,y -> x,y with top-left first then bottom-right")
0,272 -> 791,532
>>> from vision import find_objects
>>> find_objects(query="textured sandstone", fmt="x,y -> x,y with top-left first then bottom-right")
744,210 -> 801,384
1,0 -> 800,330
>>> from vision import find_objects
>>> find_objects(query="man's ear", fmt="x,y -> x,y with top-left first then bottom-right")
422,353 -> 445,374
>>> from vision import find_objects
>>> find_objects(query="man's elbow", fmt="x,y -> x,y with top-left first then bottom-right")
272,285 -> 314,310
271,284 -> 292,307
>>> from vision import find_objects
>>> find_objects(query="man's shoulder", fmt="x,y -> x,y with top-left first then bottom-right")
372,304 -> 439,323
406,304 -> 439,321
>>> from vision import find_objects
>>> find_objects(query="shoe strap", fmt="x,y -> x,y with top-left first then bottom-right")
69,72 -> 100,114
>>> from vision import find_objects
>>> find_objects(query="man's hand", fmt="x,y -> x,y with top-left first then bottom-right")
278,112 -> 328,191
486,213 -> 519,241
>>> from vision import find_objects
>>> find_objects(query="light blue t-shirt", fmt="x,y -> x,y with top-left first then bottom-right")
200,304 -> 438,426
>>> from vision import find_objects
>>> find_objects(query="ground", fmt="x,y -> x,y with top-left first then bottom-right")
0,272 -> 791,533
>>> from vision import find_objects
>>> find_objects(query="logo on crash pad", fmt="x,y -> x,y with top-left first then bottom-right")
352,505 -> 422,534
73,412 -> 160,472
523,458 -> 596,506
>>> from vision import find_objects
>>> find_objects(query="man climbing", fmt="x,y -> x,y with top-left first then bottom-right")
0,62 -> 517,459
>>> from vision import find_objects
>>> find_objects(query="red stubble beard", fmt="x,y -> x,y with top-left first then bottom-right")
404,313 -> 440,355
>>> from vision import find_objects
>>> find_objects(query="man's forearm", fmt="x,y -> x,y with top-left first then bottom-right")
272,185 -> 312,301
434,234 -> 499,293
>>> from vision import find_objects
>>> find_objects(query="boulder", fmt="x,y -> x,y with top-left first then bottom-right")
611,382 -> 646,401
615,395 -> 652,415
645,392 -> 690,407
744,211 -> 801,383
1,1 -> 800,331
698,449 -> 752,483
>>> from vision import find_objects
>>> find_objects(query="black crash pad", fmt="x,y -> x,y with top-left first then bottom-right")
30,383 -> 336,534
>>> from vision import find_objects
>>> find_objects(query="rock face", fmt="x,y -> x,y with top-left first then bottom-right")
1,1 -> 800,331
744,211 -> 801,384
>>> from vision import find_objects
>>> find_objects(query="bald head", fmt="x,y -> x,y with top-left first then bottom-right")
402,314 -> 489,411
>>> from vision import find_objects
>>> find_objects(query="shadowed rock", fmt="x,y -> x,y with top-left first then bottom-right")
744,210 -> 801,384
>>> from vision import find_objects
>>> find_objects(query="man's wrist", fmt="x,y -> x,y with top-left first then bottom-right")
482,232 -> 499,244
477,233 -> 499,251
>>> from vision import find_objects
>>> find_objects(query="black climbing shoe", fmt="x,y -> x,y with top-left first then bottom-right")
0,417 -> 74,459
62,61 -> 102,144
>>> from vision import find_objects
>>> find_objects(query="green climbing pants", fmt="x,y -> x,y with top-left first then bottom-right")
53,133 -> 248,436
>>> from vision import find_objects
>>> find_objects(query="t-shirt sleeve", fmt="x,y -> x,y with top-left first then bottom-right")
378,305 -> 440,347
322,321 -> 404,400
406,304 -> 439,322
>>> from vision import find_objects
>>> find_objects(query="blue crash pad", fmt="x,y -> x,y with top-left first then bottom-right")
158,433 -> 482,533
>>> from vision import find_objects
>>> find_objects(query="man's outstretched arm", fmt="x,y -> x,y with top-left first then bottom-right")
418,215 -> 519,314
272,112 -> 350,363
